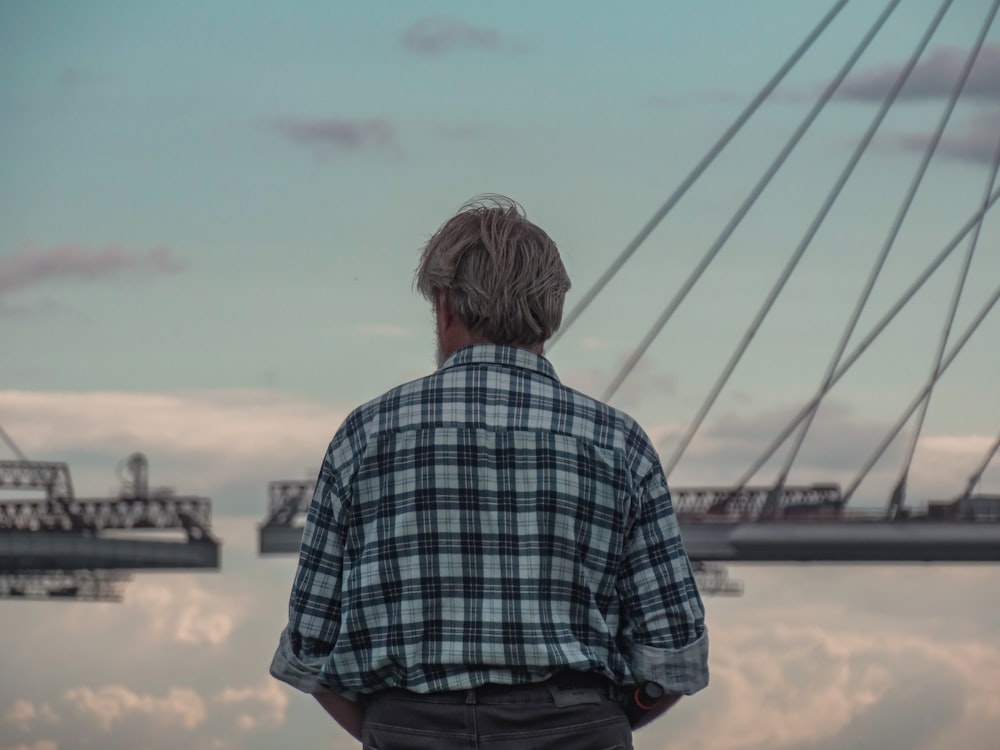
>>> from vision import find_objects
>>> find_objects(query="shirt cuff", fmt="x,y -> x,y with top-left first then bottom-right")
269,627 -> 360,701
628,630 -> 709,696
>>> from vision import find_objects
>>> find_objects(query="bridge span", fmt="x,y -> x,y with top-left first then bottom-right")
257,480 -> 1000,564
0,454 -> 220,601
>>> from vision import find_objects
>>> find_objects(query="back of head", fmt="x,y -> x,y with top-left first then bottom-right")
415,195 -> 572,347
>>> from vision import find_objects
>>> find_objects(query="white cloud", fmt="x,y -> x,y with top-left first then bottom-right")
652,604 -> 1000,750
130,577 -> 242,647
2,700 -> 58,731
213,680 -> 289,732
0,389 -> 341,462
63,685 -> 206,731
1,387 -> 997,750
683,623 -> 891,749
558,355 -> 678,413
0,389 -> 346,497
648,399 -> 996,505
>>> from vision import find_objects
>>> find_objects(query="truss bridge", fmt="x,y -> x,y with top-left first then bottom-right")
257,478 -> 1000,597
0,453 -> 220,601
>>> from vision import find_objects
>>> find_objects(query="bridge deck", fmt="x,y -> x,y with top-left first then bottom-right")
259,519 -> 1000,563
0,531 -> 220,571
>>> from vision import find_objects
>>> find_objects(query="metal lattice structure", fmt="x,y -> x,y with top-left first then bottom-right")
264,480 -> 314,527
0,461 -> 74,501
0,454 -> 220,601
259,480 -> 846,526
0,494 -> 213,539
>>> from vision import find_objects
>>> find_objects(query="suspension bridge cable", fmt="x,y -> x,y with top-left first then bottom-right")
959,432 -> 1000,500
548,0 -> 853,347
887,1 -> 1000,515
733,182 -> 1000,488
775,0 -> 1000,510
841,279 -> 1000,505
0,423 -> 28,462
663,0 -> 956,477
766,0 -> 965,502
600,0 -> 905,405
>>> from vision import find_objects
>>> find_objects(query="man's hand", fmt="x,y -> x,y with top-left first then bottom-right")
629,690 -> 681,731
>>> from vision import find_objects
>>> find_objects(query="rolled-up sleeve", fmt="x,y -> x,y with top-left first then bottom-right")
628,631 -> 709,695
270,625 -> 332,694
618,467 -> 709,695
270,443 -> 354,697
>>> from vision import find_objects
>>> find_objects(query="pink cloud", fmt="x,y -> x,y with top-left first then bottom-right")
271,117 -> 395,151
838,43 -> 1000,102
0,297 -> 73,319
400,17 -> 509,56
0,244 -> 185,297
892,109 -> 1000,164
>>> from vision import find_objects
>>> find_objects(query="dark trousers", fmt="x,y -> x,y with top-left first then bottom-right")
362,681 -> 633,749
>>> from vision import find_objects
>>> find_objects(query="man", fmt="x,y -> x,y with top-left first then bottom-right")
271,196 -> 708,748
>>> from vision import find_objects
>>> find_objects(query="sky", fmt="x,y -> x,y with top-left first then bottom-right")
1,1 -> 999,749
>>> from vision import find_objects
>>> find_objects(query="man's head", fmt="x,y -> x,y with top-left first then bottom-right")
415,196 -> 571,362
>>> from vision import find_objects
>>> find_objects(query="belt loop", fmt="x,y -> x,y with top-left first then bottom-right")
465,688 -> 477,705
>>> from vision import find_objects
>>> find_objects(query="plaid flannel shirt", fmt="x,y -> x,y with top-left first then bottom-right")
271,344 -> 708,698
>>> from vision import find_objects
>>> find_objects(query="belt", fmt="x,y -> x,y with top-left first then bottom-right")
372,671 -> 618,705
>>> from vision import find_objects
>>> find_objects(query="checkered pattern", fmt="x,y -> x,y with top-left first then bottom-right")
271,345 -> 708,698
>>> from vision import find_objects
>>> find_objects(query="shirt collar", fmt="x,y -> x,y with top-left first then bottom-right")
439,344 -> 561,383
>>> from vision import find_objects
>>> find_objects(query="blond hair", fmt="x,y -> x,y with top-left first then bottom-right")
415,196 -> 571,346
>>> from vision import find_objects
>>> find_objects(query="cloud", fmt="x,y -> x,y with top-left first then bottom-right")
400,17 -> 513,56
559,354 -> 678,414
213,680 -> 289,732
615,395 -> 996,505
837,43 -> 1000,103
63,685 -> 206,731
659,611 -> 1000,750
2,381 -> 990,519
0,244 -> 185,298
890,109 -> 1000,164
0,298 -> 73,319
649,91 -> 745,108
0,389 -> 346,504
0,515 -> 997,750
271,117 -> 395,152
550,354 -> 993,504
2,700 -> 59,732
130,578 -> 242,647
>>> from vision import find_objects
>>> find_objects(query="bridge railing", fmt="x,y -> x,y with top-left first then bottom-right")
260,481 -> 855,525
670,484 -> 843,520
263,480 -> 313,527
258,480 -> 999,526
0,461 -> 74,501
0,495 -> 213,535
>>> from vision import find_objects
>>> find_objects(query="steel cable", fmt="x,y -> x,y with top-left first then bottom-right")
549,0 -> 853,347
601,0 -> 905,405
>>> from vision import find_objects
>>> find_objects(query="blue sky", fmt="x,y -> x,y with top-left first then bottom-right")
2,1 -> 999,749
